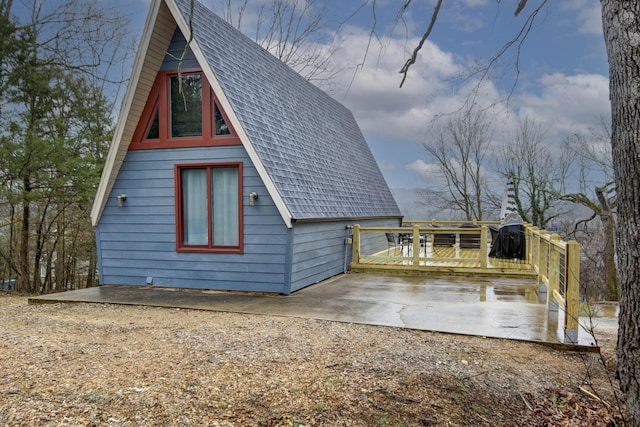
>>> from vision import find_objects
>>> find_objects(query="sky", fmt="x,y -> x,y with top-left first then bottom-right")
19,0 -> 611,193
314,0 -> 611,189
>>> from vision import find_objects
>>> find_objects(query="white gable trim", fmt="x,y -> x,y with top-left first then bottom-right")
164,0 -> 293,228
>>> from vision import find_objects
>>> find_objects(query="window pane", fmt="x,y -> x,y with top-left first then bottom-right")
214,104 -> 230,135
171,75 -> 202,137
182,168 -> 208,245
146,108 -> 159,139
211,167 -> 239,246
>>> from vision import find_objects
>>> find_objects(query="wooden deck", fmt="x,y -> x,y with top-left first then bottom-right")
349,221 -> 582,342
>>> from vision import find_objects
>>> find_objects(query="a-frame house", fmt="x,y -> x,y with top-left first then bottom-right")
90,0 -> 402,294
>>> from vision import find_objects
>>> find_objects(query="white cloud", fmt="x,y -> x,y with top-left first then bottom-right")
319,27 -> 460,142
459,0 -> 488,7
515,73 -> 610,139
318,26 -> 510,146
561,0 -> 603,35
302,3 -> 609,188
407,159 -> 440,180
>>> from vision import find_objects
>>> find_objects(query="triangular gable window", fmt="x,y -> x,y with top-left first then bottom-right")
130,69 -> 240,150
146,107 -> 160,139
214,103 -> 230,135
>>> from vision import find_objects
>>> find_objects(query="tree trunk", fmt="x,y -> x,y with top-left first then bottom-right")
85,245 -> 97,288
32,217 -> 44,294
601,0 -> 640,424
18,178 -> 30,293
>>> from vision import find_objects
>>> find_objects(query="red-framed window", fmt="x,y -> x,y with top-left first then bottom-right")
175,162 -> 243,253
131,69 -> 241,150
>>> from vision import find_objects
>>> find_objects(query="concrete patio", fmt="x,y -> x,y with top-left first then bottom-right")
29,273 -> 614,349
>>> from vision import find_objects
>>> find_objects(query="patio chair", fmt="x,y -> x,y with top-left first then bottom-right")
385,233 -> 402,255
400,224 -> 415,250
459,223 -> 481,249
488,224 -> 499,244
432,225 -> 456,247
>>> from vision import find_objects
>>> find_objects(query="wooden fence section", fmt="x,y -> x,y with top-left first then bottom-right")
349,220 -> 581,342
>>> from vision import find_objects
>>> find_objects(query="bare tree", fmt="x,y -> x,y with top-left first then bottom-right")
421,106 -> 495,221
389,0 -> 640,422
561,123 -> 618,301
498,118 -> 570,228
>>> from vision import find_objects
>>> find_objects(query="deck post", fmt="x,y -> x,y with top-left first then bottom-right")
480,225 -> 488,269
531,227 -> 540,284
412,225 -> 420,266
539,230 -> 550,287
352,224 -> 361,265
525,225 -> 532,264
564,240 -> 581,343
547,234 -> 561,311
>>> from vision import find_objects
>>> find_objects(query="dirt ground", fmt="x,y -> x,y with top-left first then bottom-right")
0,294 -> 625,426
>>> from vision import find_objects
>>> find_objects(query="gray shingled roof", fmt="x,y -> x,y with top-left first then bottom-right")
175,0 -> 400,220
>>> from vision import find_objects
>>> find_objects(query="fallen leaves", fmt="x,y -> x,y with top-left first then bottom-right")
0,295 -> 622,426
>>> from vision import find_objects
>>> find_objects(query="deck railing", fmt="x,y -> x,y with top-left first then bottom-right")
350,220 -> 581,342
525,227 -> 581,342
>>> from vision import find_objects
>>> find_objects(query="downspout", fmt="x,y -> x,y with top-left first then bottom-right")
282,226 -> 294,294
344,225 -> 354,273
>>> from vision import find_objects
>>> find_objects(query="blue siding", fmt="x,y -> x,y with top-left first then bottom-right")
96,26 -> 402,294
287,218 -> 400,293
96,146 -> 290,292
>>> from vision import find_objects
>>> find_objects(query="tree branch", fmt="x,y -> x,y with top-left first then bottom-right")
514,0 -> 528,16
399,0 -> 442,88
